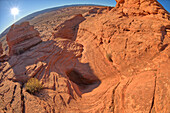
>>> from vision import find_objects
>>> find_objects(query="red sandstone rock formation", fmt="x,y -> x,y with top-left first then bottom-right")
0,43 -> 8,62
74,0 -> 170,112
6,22 -> 42,56
0,0 -> 170,113
52,14 -> 86,40
116,0 -> 169,18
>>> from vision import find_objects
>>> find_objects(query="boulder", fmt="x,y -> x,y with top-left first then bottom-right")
52,14 -> 85,40
6,22 -> 42,56
115,0 -> 169,18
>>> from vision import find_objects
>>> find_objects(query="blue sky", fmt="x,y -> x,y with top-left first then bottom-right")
0,0 -> 169,34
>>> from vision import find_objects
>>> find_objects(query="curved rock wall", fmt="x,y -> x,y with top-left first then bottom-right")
52,14 -> 86,40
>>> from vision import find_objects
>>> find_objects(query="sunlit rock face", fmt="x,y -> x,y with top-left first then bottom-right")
0,0 -> 170,112
1,16 -> 100,113
6,22 -> 42,56
116,0 -> 169,19
52,14 -> 86,40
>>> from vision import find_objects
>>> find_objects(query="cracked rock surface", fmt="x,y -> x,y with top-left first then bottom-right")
0,0 -> 170,113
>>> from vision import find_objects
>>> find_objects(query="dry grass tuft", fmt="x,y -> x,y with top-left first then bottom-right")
25,78 -> 43,94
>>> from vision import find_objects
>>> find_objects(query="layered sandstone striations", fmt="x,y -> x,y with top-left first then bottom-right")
6,22 -> 42,56
52,14 -> 86,40
0,0 -> 170,113
1,21 -> 100,113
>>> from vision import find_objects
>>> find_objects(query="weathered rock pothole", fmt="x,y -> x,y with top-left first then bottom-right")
66,69 -> 101,93
66,69 -> 92,85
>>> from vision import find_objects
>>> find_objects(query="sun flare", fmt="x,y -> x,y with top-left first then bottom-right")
11,7 -> 19,16
11,7 -> 19,20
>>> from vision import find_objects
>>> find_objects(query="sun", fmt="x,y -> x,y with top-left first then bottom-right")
11,7 -> 19,16
11,7 -> 19,21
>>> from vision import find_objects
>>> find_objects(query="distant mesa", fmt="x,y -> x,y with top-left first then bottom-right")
88,6 -> 113,15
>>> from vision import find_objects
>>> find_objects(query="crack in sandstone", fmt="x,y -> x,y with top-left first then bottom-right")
59,94 -> 67,107
123,38 -> 128,59
109,82 -> 120,112
149,74 -> 157,113
121,78 -> 133,113
79,28 -> 98,40
9,85 -> 17,105
21,84 -> 25,113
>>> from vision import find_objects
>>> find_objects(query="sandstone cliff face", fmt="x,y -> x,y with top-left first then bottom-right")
6,22 -> 42,56
75,0 -> 170,112
0,0 -> 170,113
52,14 -> 86,40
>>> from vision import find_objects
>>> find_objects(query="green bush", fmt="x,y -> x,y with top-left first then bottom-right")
25,78 -> 43,94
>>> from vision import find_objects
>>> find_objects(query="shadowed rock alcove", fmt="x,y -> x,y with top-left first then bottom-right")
66,69 -> 101,94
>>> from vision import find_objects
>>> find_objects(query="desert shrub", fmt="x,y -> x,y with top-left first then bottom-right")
25,78 -> 43,94
106,53 -> 113,62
